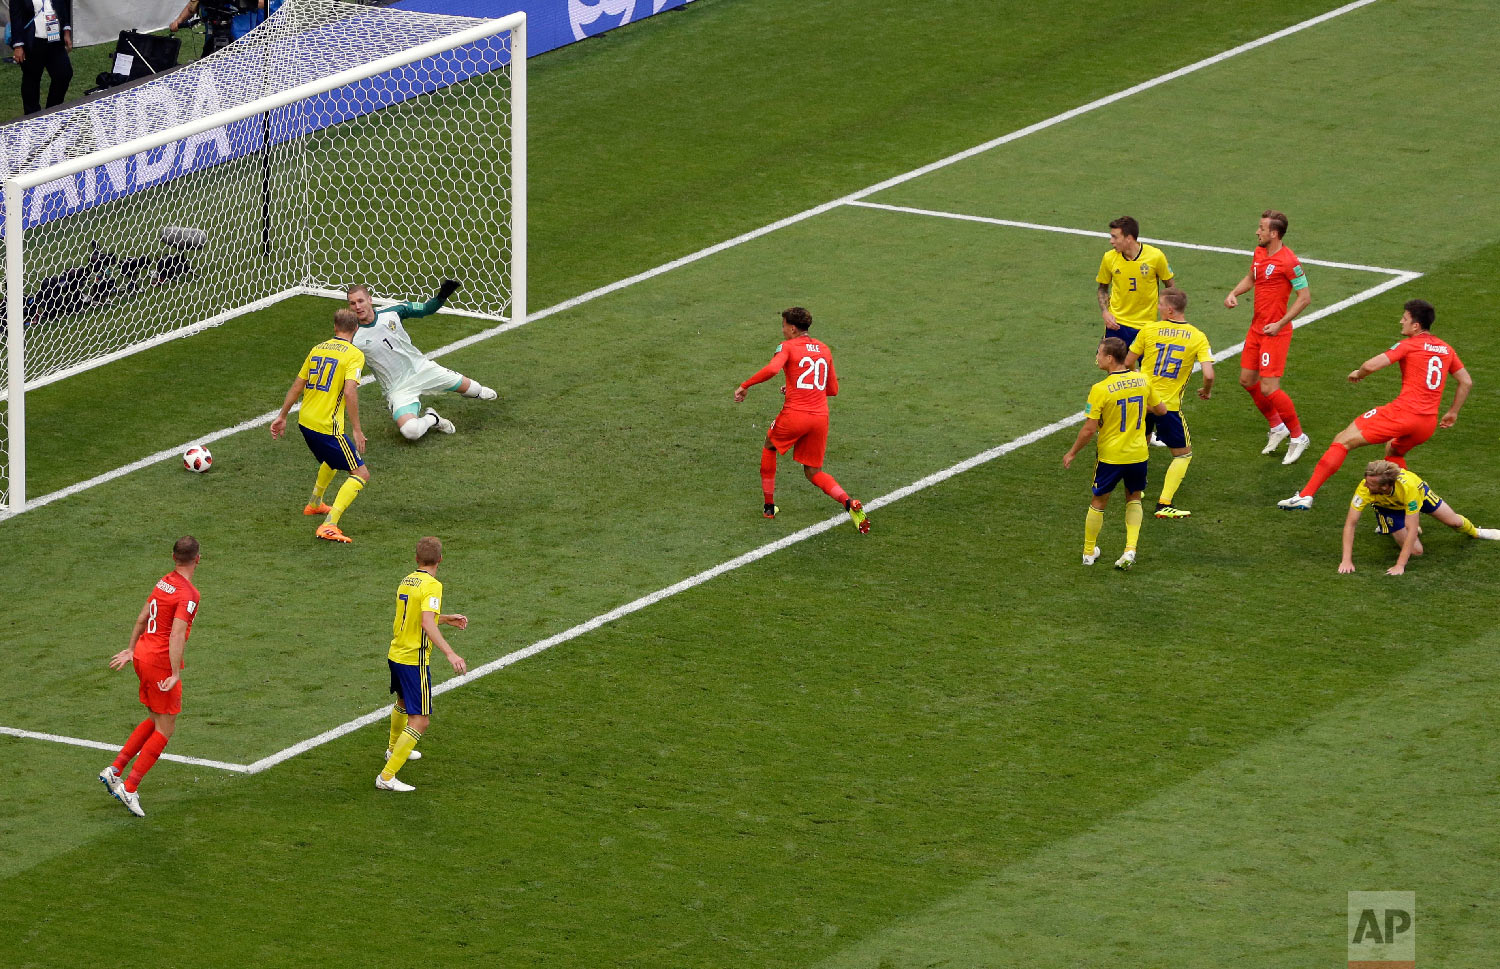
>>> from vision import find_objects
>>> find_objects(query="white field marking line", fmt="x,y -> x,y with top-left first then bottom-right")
5,271 -> 1423,769
844,202 -> 1419,277
0,0 -> 1380,522
0,724 -> 251,772
239,270 -> 1421,776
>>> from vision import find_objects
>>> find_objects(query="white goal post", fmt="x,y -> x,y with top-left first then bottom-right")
1,1 -> 526,513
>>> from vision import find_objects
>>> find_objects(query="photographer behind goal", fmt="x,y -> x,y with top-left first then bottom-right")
169,0 -> 283,58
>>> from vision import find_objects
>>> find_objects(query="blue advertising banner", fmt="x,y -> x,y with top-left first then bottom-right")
394,0 -> 689,51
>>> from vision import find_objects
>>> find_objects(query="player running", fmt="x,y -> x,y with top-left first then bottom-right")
733,307 -> 869,533
1125,289 -> 1215,518
378,537 -> 468,793
348,282 -> 498,441
99,536 -> 203,818
1095,215 -> 1177,348
270,309 -> 369,543
1063,337 -> 1168,569
1337,460 -> 1500,576
1224,210 -> 1313,463
1279,299 -> 1471,511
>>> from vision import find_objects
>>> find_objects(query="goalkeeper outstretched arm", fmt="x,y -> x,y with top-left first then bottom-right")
402,279 -> 463,319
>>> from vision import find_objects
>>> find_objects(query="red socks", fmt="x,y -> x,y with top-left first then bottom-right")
1266,389 -> 1302,437
809,471 -> 849,504
760,449 -> 777,504
1387,454 -> 1407,469
125,731 -> 169,794
1302,443 -> 1348,497
113,719 -> 156,773
1245,384 -> 1282,427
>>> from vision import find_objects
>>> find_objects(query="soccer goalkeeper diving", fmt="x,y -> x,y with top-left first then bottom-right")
347,279 -> 499,440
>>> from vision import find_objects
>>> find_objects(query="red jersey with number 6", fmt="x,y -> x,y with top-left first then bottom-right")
744,339 -> 840,416
133,571 -> 201,667
1385,334 -> 1463,416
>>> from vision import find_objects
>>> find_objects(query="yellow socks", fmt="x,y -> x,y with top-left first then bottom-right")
1459,515 -> 1478,537
327,476 -> 365,527
387,708 -> 408,753
1124,499 -> 1143,551
310,463 -> 337,504
1084,506 -> 1104,554
1160,454 -> 1192,505
381,725 -> 423,780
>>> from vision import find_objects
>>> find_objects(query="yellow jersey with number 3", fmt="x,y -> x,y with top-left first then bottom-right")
1085,370 -> 1162,464
1096,243 -> 1174,329
389,569 -> 443,665
1129,322 -> 1213,411
1351,470 -> 1436,515
296,337 -> 364,435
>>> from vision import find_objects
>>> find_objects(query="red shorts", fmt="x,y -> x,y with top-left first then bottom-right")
1240,326 -> 1292,377
767,409 -> 829,467
1354,404 -> 1436,455
135,655 -> 181,715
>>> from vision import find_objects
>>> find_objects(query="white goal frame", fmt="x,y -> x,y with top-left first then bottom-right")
2,10 -> 527,513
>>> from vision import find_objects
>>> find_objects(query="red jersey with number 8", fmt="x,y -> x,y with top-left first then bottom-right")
133,571 -> 201,667
744,339 -> 840,416
1385,334 -> 1463,416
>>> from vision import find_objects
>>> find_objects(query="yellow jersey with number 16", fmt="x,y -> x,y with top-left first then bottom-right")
1129,322 -> 1213,411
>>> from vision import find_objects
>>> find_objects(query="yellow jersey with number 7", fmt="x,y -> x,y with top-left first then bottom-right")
389,570 -> 443,666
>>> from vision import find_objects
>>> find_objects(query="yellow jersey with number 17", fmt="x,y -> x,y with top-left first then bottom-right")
296,337 -> 364,435
389,569 -> 443,666
1129,322 -> 1213,411
1096,243 -> 1174,329
1085,370 -> 1162,464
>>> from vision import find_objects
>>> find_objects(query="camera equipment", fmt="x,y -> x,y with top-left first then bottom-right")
89,31 -> 182,93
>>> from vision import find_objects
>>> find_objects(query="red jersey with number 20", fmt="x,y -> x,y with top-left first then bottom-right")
1250,245 -> 1306,331
133,571 -> 201,667
1385,334 -> 1464,416
743,339 -> 840,416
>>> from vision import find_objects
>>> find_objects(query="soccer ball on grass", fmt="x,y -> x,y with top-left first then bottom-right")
183,444 -> 213,473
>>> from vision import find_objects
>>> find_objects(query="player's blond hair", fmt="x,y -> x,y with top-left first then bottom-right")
1099,337 -> 1129,364
1161,289 -> 1188,314
347,283 -> 371,299
416,536 -> 443,566
333,308 -> 359,335
1365,460 -> 1402,488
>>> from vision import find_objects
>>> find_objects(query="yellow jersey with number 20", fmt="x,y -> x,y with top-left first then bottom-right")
296,337 -> 365,435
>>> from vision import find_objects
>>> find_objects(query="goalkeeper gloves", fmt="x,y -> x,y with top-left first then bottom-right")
435,279 -> 462,304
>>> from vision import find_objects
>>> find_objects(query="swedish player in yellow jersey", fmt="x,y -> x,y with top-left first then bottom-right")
1339,460 -> 1500,576
1126,290 -> 1215,518
1064,337 -> 1167,569
270,309 -> 370,543
1096,215 -> 1177,347
378,536 -> 468,793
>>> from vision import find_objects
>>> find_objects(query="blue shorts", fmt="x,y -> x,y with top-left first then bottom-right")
1107,323 -> 1141,348
1373,495 -> 1444,535
1092,460 -> 1148,497
389,659 -> 432,716
300,425 -> 364,472
1145,409 -> 1190,449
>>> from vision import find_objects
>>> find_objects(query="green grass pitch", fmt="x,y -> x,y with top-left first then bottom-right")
5,1 -> 1500,966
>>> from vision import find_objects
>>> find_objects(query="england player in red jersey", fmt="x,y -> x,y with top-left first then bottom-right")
734,307 -> 869,533
1279,299 -> 1472,510
1224,210 -> 1314,463
99,536 -> 203,818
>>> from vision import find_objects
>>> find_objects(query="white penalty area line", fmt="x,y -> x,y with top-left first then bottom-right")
2,265 -> 1423,774
844,202 -> 1418,278
0,723 -> 251,772
0,0 -> 1382,524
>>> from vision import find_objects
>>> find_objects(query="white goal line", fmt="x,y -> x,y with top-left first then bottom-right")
0,0 -> 1384,524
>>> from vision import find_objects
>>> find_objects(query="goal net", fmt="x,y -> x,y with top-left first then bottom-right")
0,0 -> 525,513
